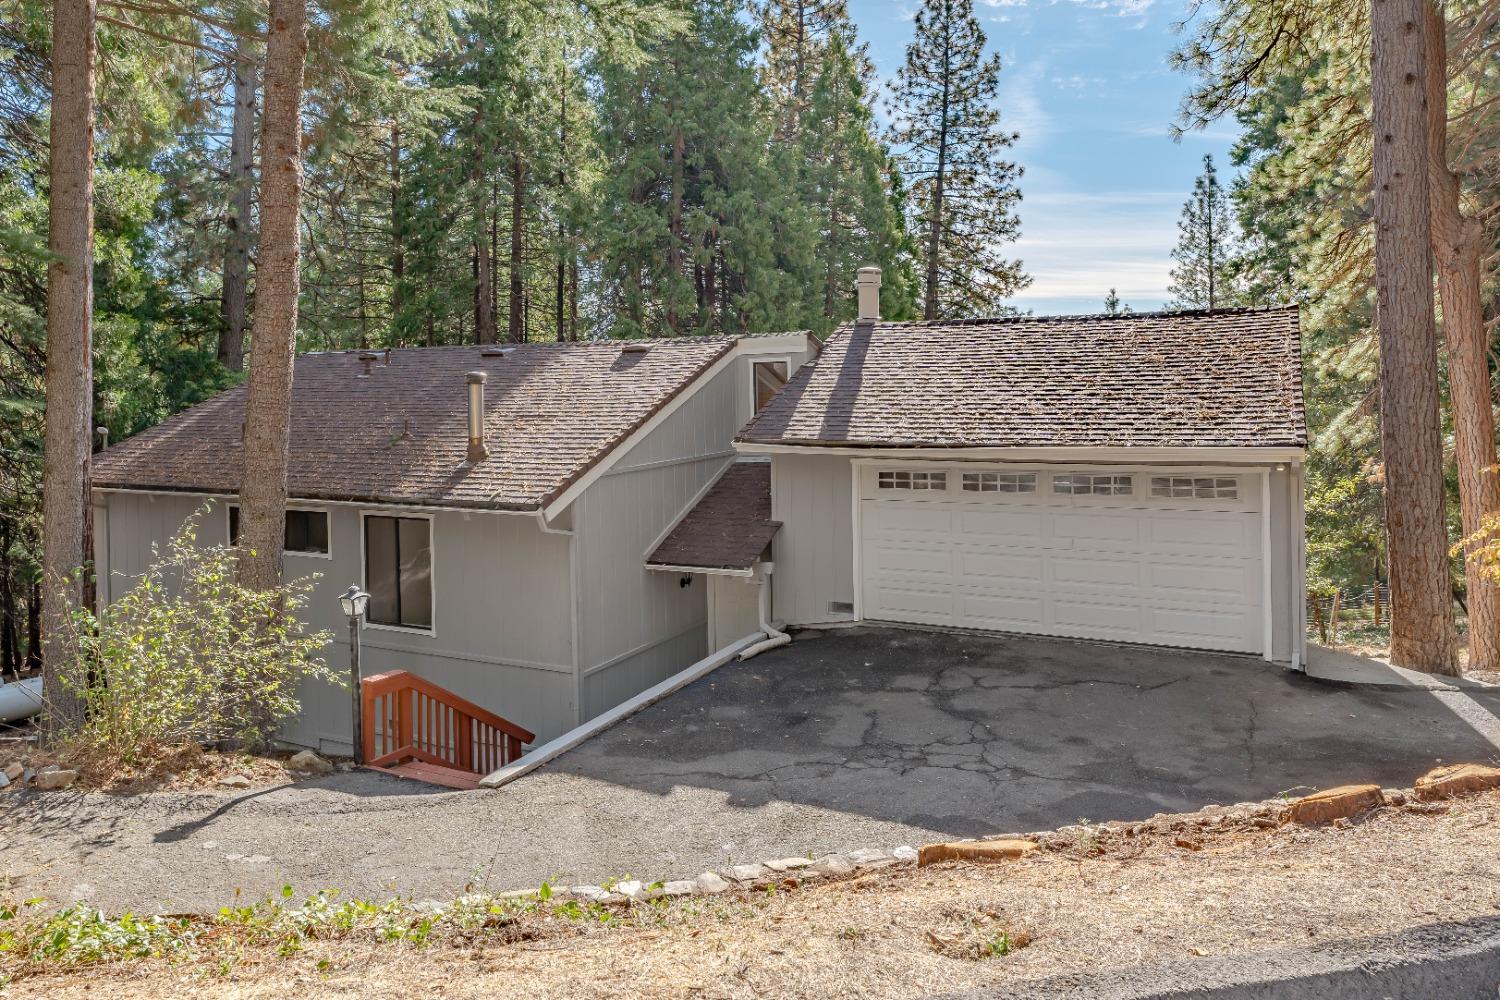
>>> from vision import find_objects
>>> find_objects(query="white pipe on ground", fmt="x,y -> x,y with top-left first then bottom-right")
0,676 -> 43,724
739,562 -> 791,660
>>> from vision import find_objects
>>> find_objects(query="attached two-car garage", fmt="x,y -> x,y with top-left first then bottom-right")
858,464 -> 1266,655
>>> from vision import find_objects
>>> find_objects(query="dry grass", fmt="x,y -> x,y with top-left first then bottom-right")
7,789 -> 1500,999
0,742 -> 299,794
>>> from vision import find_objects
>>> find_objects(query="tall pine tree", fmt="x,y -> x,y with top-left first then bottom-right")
885,0 -> 1027,320
594,0 -> 810,337
796,35 -> 913,324
1167,154 -> 1239,310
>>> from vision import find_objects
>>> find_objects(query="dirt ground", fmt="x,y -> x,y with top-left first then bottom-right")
8,789 -> 1500,1000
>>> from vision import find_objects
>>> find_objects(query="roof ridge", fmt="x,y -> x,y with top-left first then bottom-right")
842,304 -> 1300,331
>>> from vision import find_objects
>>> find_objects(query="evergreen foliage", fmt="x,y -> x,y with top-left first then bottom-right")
885,0 -> 1028,319
1166,154 -> 1239,310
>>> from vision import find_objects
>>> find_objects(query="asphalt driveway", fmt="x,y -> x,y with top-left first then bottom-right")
4,626 -> 1498,913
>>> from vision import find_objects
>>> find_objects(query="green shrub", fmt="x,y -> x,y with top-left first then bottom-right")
57,508 -> 338,764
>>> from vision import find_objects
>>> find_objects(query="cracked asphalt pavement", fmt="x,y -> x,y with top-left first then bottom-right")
5,626 -> 1498,913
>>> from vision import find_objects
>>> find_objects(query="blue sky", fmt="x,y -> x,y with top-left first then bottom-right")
846,0 -> 1240,315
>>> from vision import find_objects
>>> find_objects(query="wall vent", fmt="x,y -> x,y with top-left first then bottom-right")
829,601 -> 854,615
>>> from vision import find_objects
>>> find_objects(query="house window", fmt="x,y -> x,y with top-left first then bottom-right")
228,505 -> 330,556
752,360 -> 789,412
1151,476 -> 1239,500
1053,474 -> 1133,496
962,472 -> 1036,494
877,470 -> 947,491
364,515 -> 433,630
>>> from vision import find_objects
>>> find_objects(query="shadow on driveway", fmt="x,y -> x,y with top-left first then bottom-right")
544,626 -> 1500,836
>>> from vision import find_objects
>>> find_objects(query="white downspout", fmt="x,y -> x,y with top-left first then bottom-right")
739,562 -> 791,660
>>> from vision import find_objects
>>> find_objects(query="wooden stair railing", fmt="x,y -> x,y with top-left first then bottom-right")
361,670 -> 535,779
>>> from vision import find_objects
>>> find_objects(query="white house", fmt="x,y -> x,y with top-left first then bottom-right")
91,268 -> 1306,760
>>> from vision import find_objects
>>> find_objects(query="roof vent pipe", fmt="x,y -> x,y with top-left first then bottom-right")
856,266 -> 881,323
465,371 -> 489,463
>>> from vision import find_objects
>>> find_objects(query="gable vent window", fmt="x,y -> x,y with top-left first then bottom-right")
752,360 -> 789,413
1054,474 -> 1133,496
962,472 -> 1036,494
1151,476 -> 1239,500
878,470 -> 947,491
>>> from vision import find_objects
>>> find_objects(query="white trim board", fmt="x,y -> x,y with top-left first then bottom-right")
736,444 -> 1306,464
479,631 -> 765,788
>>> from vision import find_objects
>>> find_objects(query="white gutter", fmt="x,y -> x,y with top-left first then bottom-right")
738,562 -> 791,660
732,443 -> 1308,464
91,486 -> 541,518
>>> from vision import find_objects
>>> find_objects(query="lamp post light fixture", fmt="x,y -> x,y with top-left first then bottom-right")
339,585 -> 370,763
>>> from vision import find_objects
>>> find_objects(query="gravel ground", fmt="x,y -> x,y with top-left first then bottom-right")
7,789 -> 1500,999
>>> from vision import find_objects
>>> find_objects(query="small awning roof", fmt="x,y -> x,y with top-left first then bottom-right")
647,462 -> 780,574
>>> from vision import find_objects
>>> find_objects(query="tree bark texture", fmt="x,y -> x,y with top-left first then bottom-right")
508,154 -> 524,344
219,46 -> 257,372
41,0 -> 97,737
1371,0 -> 1458,673
923,37 -> 950,321
1425,2 -> 1500,672
238,0 -> 307,593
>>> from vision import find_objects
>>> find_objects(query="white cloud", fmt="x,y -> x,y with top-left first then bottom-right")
1005,188 -> 1181,312
981,0 -> 1154,13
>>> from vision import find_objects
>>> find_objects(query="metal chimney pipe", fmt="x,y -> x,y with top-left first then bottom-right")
465,371 -> 489,463
856,266 -> 882,323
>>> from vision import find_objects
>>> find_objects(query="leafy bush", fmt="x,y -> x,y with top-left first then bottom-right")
56,508 -> 338,765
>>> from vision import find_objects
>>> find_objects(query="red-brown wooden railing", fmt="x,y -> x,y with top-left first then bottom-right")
361,670 -> 534,776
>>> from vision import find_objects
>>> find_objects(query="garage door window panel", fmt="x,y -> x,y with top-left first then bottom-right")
877,470 -> 947,491
1053,474 -> 1133,496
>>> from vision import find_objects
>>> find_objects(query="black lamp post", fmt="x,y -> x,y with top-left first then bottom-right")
338,584 -> 370,763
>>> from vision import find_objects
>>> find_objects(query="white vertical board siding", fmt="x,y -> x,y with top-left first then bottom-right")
574,364 -> 749,721
770,453 -> 856,624
709,575 -> 763,649
97,492 -> 579,750
99,491 -> 206,603
281,506 -> 577,750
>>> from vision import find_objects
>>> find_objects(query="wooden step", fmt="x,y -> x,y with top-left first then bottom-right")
363,760 -> 482,790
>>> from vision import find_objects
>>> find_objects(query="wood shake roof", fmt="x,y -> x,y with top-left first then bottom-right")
93,338 -> 736,510
646,462 -> 778,572
738,307 -> 1307,450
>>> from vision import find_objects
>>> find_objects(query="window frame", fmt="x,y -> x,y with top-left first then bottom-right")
747,355 -> 793,416
1051,473 -> 1135,497
1149,475 -> 1241,501
876,469 -> 949,492
359,510 -> 437,637
226,503 -> 333,560
961,471 -> 1037,495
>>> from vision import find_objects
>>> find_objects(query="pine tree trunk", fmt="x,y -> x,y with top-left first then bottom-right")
1425,4 -> 1499,672
41,0 -> 97,738
219,46 -> 256,372
474,227 -> 496,344
1371,0 -> 1457,673
1,518 -> 15,677
668,121 -> 685,333
27,581 -> 41,671
390,117 -> 404,330
924,39 -> 950,321
509,153 -> 524,344
238,0 -> 308,594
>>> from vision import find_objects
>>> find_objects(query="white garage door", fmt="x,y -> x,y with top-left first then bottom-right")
859,466 -> 1264,654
